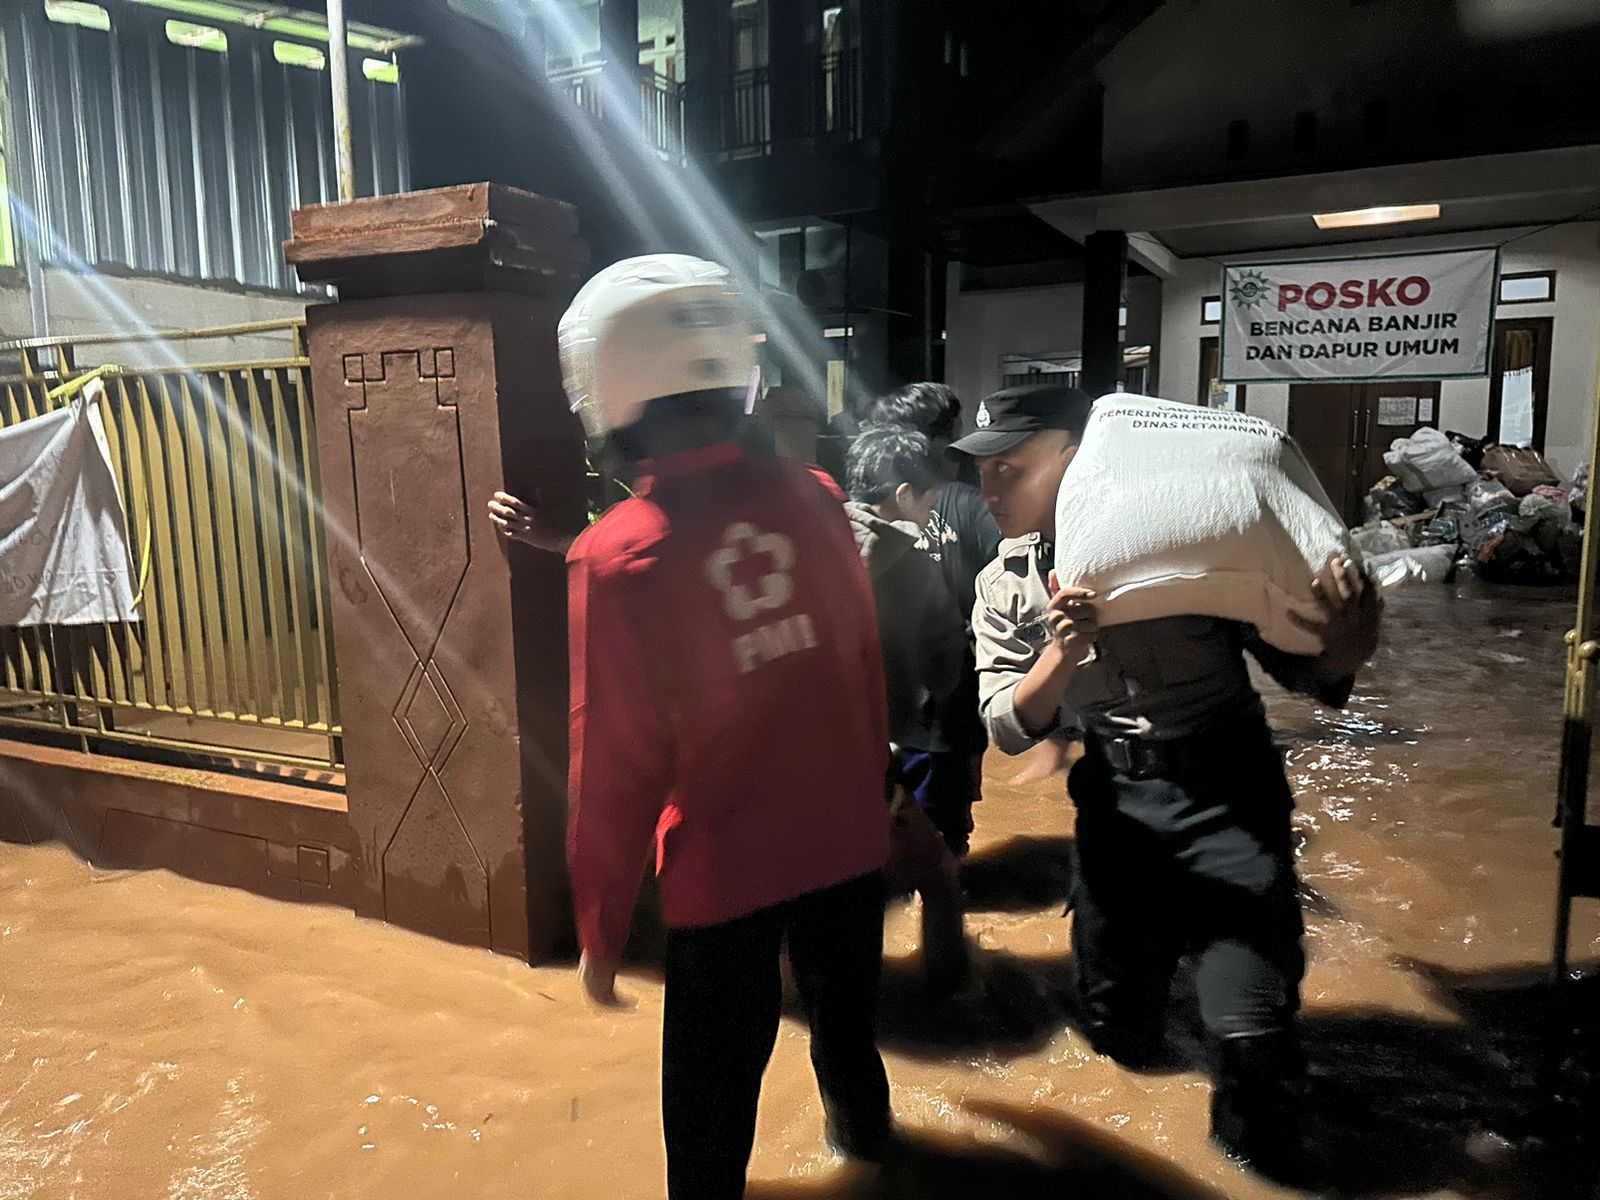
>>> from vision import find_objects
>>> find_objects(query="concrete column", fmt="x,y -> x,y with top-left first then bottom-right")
1082,229 -> 1128,397
858,0 -> 890,138
599,0 -> 641,122
767,0 -> 811,143
682,0 -> 723,152
760,384 -> 822,462
885,241 -> 935,388
878,0 -> 942,390
286,183 -> 588,962
928,251 -> 948,383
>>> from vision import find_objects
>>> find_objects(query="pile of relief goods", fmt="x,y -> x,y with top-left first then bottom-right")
1357,426 -> 1585,585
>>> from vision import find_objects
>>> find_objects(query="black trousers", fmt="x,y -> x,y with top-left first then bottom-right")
661,871 -> 890,1200
1069,718 -> 1306,1064
891,748 -> 980,858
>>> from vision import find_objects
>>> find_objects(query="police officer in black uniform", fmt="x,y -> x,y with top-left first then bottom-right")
962,383 -> 1383,1183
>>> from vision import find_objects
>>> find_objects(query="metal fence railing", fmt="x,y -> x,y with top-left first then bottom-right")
550,62 -> 687,162
720,67 -> 771,156
811,50 -> 863,141
0,319 -> 341,772
551,61 -> 606,121
642,70 -> 687,162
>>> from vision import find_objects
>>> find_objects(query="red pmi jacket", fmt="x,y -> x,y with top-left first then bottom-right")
567,442 -> 891,962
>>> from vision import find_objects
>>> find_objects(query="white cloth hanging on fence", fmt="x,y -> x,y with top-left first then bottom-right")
0,378 -> 139,626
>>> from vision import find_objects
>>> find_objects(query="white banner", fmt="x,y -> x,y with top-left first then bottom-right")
0,380 -> 139,626
1221,248 -> 1498,383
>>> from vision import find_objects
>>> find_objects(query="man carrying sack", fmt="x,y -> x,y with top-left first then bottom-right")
961,384 -> 1383,1184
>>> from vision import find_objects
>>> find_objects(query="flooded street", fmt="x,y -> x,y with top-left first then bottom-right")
3,583 -> 1598,1200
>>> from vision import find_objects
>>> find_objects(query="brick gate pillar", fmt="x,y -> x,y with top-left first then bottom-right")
286,184 -> 588,961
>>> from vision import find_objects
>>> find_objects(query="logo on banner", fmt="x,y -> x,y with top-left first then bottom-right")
1229,270 -> 1271,309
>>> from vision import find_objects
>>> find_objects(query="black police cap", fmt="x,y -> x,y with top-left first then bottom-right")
948,383 -> 1095,457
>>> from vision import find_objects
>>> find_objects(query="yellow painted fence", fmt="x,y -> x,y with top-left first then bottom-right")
0,320 -> 341,771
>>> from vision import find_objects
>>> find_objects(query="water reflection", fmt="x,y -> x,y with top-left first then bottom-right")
0,582 -> 1597,1198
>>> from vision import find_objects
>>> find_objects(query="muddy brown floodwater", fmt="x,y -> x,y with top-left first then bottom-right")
3,583 -> 1599,1200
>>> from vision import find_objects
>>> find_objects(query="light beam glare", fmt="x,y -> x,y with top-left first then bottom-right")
2,197 -> 571,794
495,0 -> 838,413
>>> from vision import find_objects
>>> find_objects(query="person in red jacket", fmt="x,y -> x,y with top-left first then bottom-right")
560,254 -> 894,1199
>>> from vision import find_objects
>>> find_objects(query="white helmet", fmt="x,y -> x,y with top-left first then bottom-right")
557,254 -> 758,439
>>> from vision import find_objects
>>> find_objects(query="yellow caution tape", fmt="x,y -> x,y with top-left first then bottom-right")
130,515 -> 153,611
44,362 -> 122,402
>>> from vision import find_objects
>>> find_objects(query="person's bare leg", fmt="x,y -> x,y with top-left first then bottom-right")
889,804 -> 970,992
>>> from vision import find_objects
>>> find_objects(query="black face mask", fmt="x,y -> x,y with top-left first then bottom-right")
610,389 -> 747,464
735,413 -> 776,458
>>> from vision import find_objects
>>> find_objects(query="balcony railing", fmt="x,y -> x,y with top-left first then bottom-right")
695,50 -> 865,157
552,61 -> 606,121
810,49 -> 863,141
553,51 -> 864,160
643,69 -> 687,161
718,67 -> 773,156
549,61 -> 687,162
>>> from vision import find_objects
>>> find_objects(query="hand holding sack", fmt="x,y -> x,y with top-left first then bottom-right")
1052,395 -> 1356,656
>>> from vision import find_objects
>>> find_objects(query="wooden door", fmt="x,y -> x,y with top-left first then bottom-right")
1357,380 -> 1441,499
1288,381 -> 1441,525
1288,384 -> 1360,524
1487,317 -> 1554,451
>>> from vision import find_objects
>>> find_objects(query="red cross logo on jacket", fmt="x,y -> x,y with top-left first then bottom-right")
705,522 -> 796,622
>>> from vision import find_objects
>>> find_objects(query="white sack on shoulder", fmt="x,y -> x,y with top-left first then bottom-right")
1053,395 -> 1354,656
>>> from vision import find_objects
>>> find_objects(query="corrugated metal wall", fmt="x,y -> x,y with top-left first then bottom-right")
2,2 -> 411,294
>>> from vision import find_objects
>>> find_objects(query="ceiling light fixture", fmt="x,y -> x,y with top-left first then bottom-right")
1313,203 -> 1441,230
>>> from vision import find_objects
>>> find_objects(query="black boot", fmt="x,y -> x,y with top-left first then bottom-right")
1084,1015 -> 1183,1073
1210,1030 -> 1316,1187
825,1116 -> 896,1164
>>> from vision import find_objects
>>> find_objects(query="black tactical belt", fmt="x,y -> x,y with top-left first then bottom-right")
1086,730 -> 1215,781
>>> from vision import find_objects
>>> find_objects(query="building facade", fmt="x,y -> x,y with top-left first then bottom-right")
947,0 -> 1600,508
0,0 -> 413,352
11,0 -> 1599,490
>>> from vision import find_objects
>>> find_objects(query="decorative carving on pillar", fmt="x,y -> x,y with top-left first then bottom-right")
340,346 -> 486,943
288,184 -> 587,960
